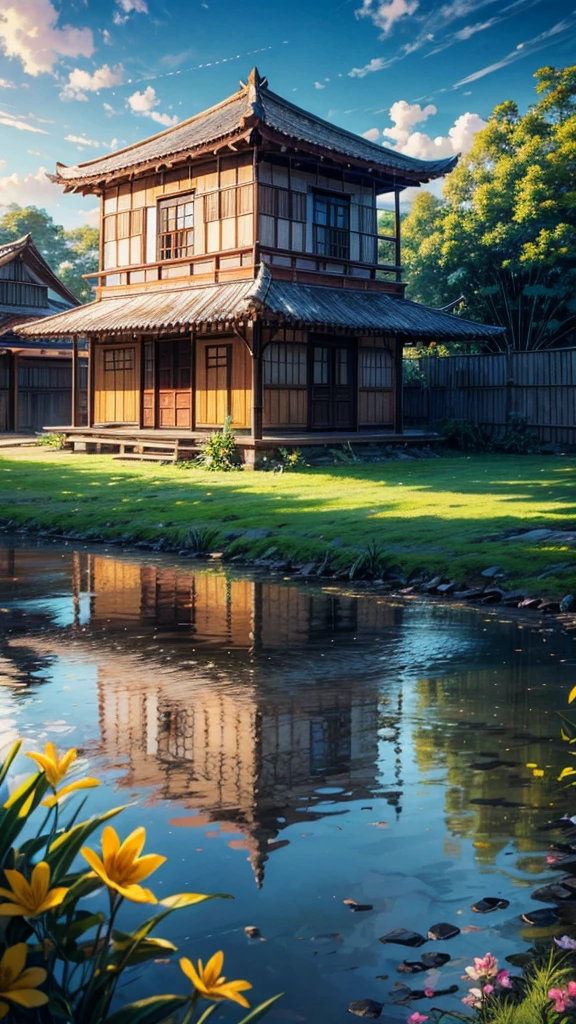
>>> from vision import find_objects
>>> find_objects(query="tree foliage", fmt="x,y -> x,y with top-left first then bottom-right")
401,65 -> 576,351
0,204 -> 98,304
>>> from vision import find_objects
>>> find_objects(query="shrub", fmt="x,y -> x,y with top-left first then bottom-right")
348,540 -> 390,580
195,417 -> 239,472
0,737 -> 281,1023
403,359 -> 427,388
436,418 -> 493,453
36,432 -> 66,450
185,526 -> 220,555
497,413 -> 539,454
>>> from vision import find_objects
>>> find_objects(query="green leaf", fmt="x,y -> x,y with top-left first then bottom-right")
104,995 -> 188,1024
0,739 -> 22,787
196,1006 -> 217,1024
110,930 -> 177,966
46,803 -> 127,881
0,773 -> 48,862
51,911 -> 106,949
236,993 -> 284,1024
48,991 -> 75,1020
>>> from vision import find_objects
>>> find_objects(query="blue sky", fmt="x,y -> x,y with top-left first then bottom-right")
0,0 -> 573,228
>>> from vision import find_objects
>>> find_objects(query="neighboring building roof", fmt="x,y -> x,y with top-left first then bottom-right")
0,234 -> 79,308
18,267 -> 504,340
53,68 -> 458,191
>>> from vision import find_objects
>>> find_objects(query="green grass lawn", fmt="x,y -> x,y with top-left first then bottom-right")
1,451 -> 575,599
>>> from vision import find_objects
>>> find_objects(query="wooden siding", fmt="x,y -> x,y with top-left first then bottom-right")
263,387 -> 307,427
195,335 -> 252,428
94,343 -> 139,424
358,338 -> 394,426
403,349 -> 576,445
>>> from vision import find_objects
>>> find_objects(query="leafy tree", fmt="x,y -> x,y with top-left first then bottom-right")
400,65 -> 576,351
0,205 -> 98,304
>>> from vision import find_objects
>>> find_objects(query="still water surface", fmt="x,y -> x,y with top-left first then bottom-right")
1,540 -> 576,1022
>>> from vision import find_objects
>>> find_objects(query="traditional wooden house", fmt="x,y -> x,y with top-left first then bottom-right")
21,69 -> 502,458
0,234 -> 84,432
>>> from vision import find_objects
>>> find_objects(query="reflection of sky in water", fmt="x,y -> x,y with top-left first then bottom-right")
0,541 -> 575,1022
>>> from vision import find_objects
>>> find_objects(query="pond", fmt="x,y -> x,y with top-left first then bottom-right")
1,539 -> 576,1022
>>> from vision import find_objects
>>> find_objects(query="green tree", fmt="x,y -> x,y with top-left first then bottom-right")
0,205 -> 99,304
401,65 -> 576,350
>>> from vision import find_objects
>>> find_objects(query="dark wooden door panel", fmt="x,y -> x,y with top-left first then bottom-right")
158,340 -> 192,429
310,343 -> 355,430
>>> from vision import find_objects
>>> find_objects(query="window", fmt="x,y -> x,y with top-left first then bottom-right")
104,348 -> 134,372
204,185 -> 253,223
260,185 -> 306,222
313,193 -> 350,260
157,194 -> 194,260
360,347 -> 393,388
263,343 -> 307,386
103,209 -> 144,269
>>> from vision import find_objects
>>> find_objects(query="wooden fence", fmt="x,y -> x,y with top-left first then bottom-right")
403,348 -> 576,445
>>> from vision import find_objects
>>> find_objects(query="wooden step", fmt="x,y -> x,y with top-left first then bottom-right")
112,452 -> 177,463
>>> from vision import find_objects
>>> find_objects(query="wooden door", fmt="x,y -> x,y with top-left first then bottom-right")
205,344 -> 232,425
94,345 -> 138,424
158,339 -> 192,429
310,342 -> 355,430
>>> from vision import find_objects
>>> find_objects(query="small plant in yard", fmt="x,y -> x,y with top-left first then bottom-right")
0,737 -> 281,1023
35,433 -> 66,450
436,418 -> 493,453
497,413 -> 539,455
185,526 -> 221,555
348,539 -> 390,580
195,417 -> 239,472
330,442 -> 359,465
276,447 -> 304,471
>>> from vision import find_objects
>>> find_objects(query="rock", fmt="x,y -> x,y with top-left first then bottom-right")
518,597 -> 542,609
437,582 -> 456,595
538,599 -> 560,613
531,883 -> 575,904
471,897 -> 510,914
397,961 -> 426,974
501,590 -> 527,605
481,587 -> 505,604
481,565 -> 502,578
379,929 -> 426,948
299,562 -> 317,576
454,588 -> 485,599
348,1000 -> 382,1018
471,797 -> 525,808
508,529 -> 553,543
538,562 -> 573,579
561,595 -> 575,613
421,952 -> 451,968
244,926 -> 261,939
521,908 -> 559,926
427,922 -> 460,941
423,576 -> 443,592
243,528 -> 271,541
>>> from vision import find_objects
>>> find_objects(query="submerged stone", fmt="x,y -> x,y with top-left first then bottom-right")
521,908 -> 559,926
397,961 -> 426,974
343,899 -> 373,912
348,999 -> 383,1018
421,952 -> 451,968
379,929 -> 426,948
470,797 -> 525,808
471,897 -> 510,914
427,922 -> 460,941
531,883 -> 575,904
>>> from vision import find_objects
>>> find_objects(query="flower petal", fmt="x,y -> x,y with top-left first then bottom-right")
5,989 -> 49,1009
116,827 -> 146,870
180,957 -> 203,989
112,882 -> 157,904
204,951 -> 224,988
0,904 -> 27,917
2,871 -> 30,905
126,854 -> 167,883
0,1000 -> 8,1020
218,981 -> 251,1008
80,847 -> 109,886
38,888 -> 69,914
0,944 -> 27,983
10,967 -> 47,990
101,826 -> 120,863
30,863 -> 50,905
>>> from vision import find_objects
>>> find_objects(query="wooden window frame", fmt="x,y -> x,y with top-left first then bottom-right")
157,192 -> 195,261
312,191 -> 350,261
104,347 -> 135,372
359,347 -> 393,389
263,343 -> 307,387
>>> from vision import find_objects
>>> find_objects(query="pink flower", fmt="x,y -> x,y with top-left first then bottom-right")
549,988 -> 571,1014
483,984 -> 494,995
408,1015 -> 429,1024
497,970 -> 512,989
462,988 -> 483,1008
546,855 -> 560,863
465,953 -> 499,981
424,988 -> 434,998
567,981 -> 576,998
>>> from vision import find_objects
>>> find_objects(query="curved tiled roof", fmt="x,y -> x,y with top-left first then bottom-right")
53,69 -> 457,189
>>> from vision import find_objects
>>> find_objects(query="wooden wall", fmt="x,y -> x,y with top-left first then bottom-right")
94,343 -> 140,424
403,348 -> 576,444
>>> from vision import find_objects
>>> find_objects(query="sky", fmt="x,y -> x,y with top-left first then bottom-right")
0,0 -> 573,229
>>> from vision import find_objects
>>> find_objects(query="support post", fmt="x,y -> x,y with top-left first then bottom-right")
393,333 -> 403,435
71,337 -> 79,427
394,190 -> 402,284
87,337 -> 94,427
251,319 -> 263,442
7,351 -> 16,432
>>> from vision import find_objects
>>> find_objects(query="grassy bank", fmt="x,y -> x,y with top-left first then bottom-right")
1,451 -> 575,600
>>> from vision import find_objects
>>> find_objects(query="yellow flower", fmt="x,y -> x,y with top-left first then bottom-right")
180,951 -> 252,1008
81,826 -> 165,904
533,768 -> 545,777
0,862 -> 68,918
0,943 -> 48,1019
26,741 -> 100,804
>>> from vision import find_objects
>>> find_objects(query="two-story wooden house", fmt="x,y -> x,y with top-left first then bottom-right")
22,69 -> 502,458
0,234 -> 83,432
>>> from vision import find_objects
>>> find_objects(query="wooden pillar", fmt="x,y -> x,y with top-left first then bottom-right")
393,334 -> 403,435
87,337 -> 95,427
190,329 -> 196,430
394,190 -> 402,284
8,352 -> 18,432
71,337 -> 79,427
138,336 -> 145,429
251,320 -> 263,441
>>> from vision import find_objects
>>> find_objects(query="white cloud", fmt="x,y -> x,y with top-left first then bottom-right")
113,0 -> 148,24
83,206 -> 100,227
355,0 -> 419,36
59,62 -> 124,101
26,148 -> 43,155
454,17 -> 497,39
64,133 -> 100,149
0,165 -> 58,207
379,100 -> 486,159
0,0 -> 93,76
102,29 -> 112,44
454,16 -> 576,86
0,108 -> 49,133
314,81 -> 325,89
382,99 -> 437,148
0,77 -> 14,88
103,101 -> 120,116
348,56 -> 391,77
126,86 -> 178,127
362,127 -> 381,141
